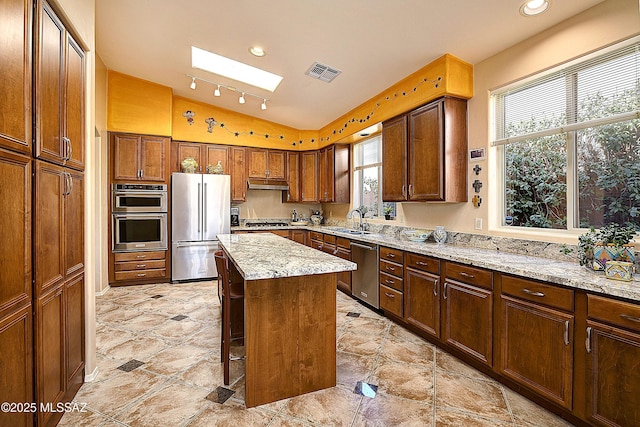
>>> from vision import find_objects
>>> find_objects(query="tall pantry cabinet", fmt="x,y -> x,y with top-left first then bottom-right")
0,1 -> 86,426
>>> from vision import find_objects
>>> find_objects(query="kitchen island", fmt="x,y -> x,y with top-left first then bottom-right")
217,233 -> 357,407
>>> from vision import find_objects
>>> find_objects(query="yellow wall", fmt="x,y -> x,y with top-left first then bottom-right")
107,71 -> 173,136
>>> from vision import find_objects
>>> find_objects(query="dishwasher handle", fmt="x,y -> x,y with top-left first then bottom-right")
350,242 -> 378,251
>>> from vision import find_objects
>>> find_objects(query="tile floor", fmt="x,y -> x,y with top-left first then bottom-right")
60,281 -> 575,427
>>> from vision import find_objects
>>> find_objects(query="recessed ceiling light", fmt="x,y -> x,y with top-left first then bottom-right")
191,46 -> 283,92
249,46 -> 266,57
520,0 -> 550,16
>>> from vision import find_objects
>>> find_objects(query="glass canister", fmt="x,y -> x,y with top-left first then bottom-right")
433,226 -> 447,244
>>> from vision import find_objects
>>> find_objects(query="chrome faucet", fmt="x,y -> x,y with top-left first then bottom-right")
348,209 -> 363,231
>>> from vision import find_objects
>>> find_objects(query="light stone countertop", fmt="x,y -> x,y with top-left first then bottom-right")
231,225 -> 640,302
217,233 -> 357,281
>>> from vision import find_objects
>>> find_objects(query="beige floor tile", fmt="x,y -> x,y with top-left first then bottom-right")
280,386 -> 363,427
121,312 -> 169,332
188,399 -> 276,427
178,357 -> 223,389
336,351 -> 376,387
106,335 -> 170,361
353,392 -> 433,427
150,317 -> 205,342
435,408 -> 513,426
388,323 -> 432,345
504,387 -> 575,427
144,343 -> 210,375
110,292 -> 156,306
58,406 -> 110,426
183,325 -> 220,349
379,336 -> 435,366
342,316 -> 389,337
188,305 -> 220,323
99,307 -> 145,324
434,348 -> 492,382
117,381 -> 210,427
95,324 -> 137,353
435,371 -> 512,422
337,330 -> 385,357
371,360 -> 434,403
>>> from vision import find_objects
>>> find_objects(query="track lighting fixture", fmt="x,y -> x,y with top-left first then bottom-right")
186,74 -> 269,111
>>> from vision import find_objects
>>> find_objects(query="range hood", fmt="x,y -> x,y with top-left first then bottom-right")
247,178 -> 289,191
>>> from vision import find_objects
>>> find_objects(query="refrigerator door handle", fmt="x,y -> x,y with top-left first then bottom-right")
203,182 -> 207,232
197,182 -> 202,233
175,241 -> 219,248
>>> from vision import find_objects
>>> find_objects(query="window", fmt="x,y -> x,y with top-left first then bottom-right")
491,38 -> 640,230
353,135 -> 396,218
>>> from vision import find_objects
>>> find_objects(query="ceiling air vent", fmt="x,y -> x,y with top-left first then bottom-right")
305,62 -> 341,83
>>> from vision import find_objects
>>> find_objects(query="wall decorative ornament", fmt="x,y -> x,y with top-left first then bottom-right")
182,110 -> 196,125
205,117 -> 217,133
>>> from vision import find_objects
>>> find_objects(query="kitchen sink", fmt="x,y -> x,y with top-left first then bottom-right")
329,227 -> 372,235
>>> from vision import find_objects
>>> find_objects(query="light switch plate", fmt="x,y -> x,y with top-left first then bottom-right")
475,218 -> 482,230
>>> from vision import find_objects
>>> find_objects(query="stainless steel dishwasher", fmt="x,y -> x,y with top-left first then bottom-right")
350,241 -> 379,308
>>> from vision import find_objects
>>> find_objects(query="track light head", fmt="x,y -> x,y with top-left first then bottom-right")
239,92 -> 246,104
261,99 -> 267,110
214,85 -> 221,97
190,77 -> 196,90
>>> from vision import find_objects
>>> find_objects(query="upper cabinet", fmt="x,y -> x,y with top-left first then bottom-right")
111,133 -> 169,182
35,0 -> 85,171
247,148 -> 286,180
300,151 -> 319,203
0,0 -> 32,155
230,147 -> 246,202
382,97 -> 467,202
283,151 -> 300,203
171,141 -> 229,174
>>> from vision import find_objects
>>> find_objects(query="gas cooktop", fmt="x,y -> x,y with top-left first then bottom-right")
244,221 -> 289,228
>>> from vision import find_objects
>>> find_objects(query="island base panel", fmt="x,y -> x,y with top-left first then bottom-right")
244,273 -> 337,408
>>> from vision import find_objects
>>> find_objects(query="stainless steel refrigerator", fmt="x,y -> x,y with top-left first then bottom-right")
171,173 -> 230,281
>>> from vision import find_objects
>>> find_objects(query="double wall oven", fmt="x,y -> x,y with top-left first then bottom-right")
112,184 -> 168,252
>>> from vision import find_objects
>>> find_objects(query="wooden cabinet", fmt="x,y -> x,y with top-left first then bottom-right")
0,0 -> 32,155
336,238 -> 351,294
230,147 -> 246,202
171,141 -> 229,174
321,234 -> 337,254
382,97 -> 467,202
247,148 -> 285,180
35,0 -> 85,170
289,229 -> 306,244
301,151 -> 319,202
499,275 -> 574,409
283,151 -> 300,203
113,251 -> 166,282
585,295 -> 640,426
318,145 -> 350,203
111,133 -> 169,182
308,230 -> 323,250
404,253 -> 441,338
379,247 -> 404,318
442,262 -> 493,366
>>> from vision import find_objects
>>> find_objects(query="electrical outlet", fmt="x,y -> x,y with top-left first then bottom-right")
475,218 -> 482,230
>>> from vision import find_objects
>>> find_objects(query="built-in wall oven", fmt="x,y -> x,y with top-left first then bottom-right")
112,184 -> 168,252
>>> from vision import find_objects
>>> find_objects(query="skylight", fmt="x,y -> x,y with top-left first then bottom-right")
191,46 -> 283,92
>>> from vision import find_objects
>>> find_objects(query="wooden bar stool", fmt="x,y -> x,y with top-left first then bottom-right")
214,250 -> 244,385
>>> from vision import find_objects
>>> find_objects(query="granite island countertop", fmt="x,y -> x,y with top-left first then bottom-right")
231,225 -> 640,302
217,233 -> 357,281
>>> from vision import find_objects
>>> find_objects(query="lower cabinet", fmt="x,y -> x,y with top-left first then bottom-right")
112,250 -> 167,283
289,229 -> 306,244
336,238 -> 351,295
405,268 -> 440,338
379,247 -> 404,318
585,295 -> 640,426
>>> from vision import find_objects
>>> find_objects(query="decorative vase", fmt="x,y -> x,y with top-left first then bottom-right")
592,244 -> 635,271
181,157 -> 198,173
212,160 -> 224,174
604,261 -> 634,282
433,226 -> 447,244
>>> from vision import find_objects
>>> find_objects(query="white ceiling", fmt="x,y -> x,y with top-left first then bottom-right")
95,0 -> 604,130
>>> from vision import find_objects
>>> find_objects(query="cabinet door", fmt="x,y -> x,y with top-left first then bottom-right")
34,160 -> 65,296
64,34 -> 85,171
442,279 -> 493,366
64,170 -> 84,278
267,150 -> 286,180
301,151 -> 318,202
204,144 -> 229,174
0,0 -> 32,154
586,321 -> 640,426
177,142 -> 203,172
36,285 -> 65,427
319,146 -> 335,202
336,247 -> 351,294
65,274 -> 84,390
289,229 -> 306,244
405,268 -> 440,338
112,133 -> 141,181
0,149 -> 31,319
230,147 -> 246,202
409,101 -> 443,200
139,136 -> 167,182
284,152 -> 300,202
35,0 -> 65,164
382,115 -> 407,201
334,144 -> 350,203
0,305 -> 33,427
247,148 -> 268,178
500,296 -> 574,409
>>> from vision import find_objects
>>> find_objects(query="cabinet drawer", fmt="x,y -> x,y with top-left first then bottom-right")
445,262 -> 492,290
405,252 -> 440,275
310,240 -> 323,251
380,271 -> 403,292
336,237 -> 350,249
115,268 -> 166,281
380,260 -> 403,278
380,246 -> 403,263
323,234 -> 336,244
380,285 -> 403,318
502,275 -> 574,312
115,259 -> 166,272
114,251 -> 165,262
309,231 -> 323,241
588,294 -> 640,333
321,244 -> 337,255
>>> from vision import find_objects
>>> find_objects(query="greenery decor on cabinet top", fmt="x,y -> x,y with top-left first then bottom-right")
574,223 -> 638,270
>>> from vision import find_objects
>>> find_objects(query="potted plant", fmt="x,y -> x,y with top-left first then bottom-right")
384,205 -> 393,220
577,223 -> 637,271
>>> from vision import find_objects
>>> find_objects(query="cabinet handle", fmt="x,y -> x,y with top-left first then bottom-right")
140,169 -> 144,178
402,185 -> 406,197
62,137 -> 70,160
522,288 -> 545,298
287,193 -> 291,201
137,273 -> 146,277
384,292 -> 395,299
136,255 -> 146,259
333,248 -> 338,255
67,173 -> 73,195
384,279 -> 394,284
416,261 -> 428,266
620,314 -> 640,323
67,138 -> 73,160
136,264 -> 146,268
585,327 -> 592,353
443,282 -> 448,299
386,266 -> 395,272
386,253 -> 395,258
433,280 -> 438,297
564,320 -> 570,346
459,271 -> 475,279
